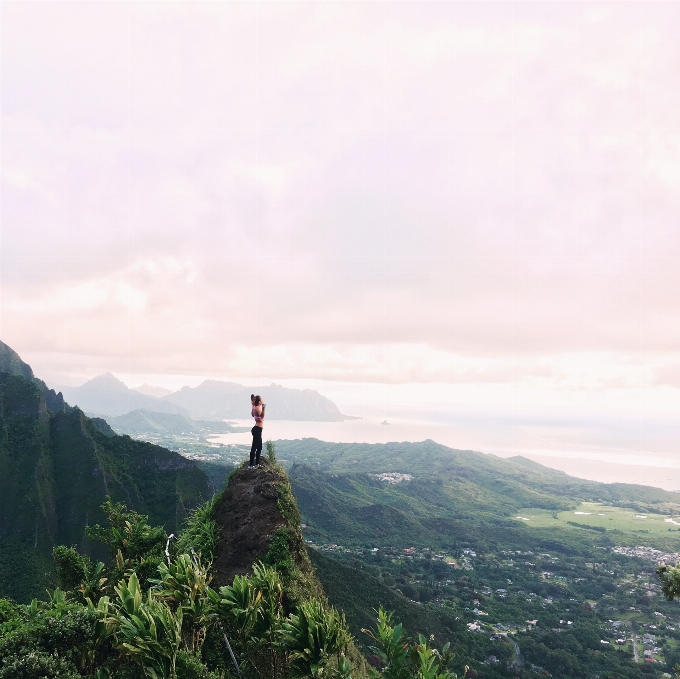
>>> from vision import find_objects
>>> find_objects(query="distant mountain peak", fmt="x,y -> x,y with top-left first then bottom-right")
70,372 -> 131,392
58,374 -> 349,422
60,374 -> 190,418
89,372 -> 125,384
163,380 -> 350,421
134,383 -> 173,398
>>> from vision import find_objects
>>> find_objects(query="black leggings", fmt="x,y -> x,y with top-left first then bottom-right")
250,426 -> 263,466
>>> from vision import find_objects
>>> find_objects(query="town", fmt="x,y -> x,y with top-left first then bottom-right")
307,538 -> 680,671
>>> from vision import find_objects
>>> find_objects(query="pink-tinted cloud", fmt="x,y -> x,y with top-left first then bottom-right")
2,1 -> 680,396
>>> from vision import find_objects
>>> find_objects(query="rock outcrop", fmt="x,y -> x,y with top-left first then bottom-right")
212,466 -> 288,585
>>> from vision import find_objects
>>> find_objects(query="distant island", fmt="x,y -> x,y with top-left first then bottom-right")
59,373 -> 355,422
381,419 -> 390,425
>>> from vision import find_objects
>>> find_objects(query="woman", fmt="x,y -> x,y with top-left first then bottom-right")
249,394 -> 266,468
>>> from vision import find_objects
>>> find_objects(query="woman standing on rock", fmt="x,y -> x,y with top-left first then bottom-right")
249,394 -> 265,468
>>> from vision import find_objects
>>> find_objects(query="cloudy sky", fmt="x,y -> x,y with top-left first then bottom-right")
2,2 -> 680,447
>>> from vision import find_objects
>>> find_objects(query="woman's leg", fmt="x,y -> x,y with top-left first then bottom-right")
255,429 -> 263,465
250,427 -> 258,467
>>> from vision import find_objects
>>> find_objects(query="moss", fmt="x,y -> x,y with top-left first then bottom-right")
276,478 -> 301,526
262,527 -> 294,574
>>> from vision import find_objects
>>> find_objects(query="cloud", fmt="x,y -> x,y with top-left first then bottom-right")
2,2 -> 680,394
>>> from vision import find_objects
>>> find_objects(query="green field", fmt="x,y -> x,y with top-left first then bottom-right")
515,501 -> 680,534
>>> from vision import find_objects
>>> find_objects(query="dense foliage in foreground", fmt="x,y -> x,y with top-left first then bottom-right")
0,487 -> 463,679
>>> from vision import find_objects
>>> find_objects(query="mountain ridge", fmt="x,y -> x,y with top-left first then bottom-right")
163,380 -> 351,421
0,343 -> 212,602
60,373 -> 190,418
60,373 -> 352,421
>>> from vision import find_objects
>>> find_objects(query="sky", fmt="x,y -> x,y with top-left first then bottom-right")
2,2 -> 680,465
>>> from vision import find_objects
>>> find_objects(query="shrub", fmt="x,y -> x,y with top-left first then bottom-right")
263,529 -> 294,575
53,546 -> 91,592
176,496 -> 220,564
266,441 -> 277,465
278,599 -> 352,678
86,498 -> 166,563
363,608 -> 462,679
176,650 -> 220,679
0,650 -> 80,679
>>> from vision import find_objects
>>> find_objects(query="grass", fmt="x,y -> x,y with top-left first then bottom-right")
513,501 -> 680,535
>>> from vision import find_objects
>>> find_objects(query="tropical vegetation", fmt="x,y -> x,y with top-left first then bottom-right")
0,460 -> 463,679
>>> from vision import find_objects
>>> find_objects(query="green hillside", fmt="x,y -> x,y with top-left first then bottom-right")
272,439 -> 680,552
106,408 -> 241,437
309,548 -> 461,645
262,440 -> 680,677
0,346 -> 212,603
277,438 -> 680,510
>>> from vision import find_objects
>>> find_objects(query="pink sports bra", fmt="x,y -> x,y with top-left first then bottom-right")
252,405 -> 263,426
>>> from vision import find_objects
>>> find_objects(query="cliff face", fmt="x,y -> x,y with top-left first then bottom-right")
209,462 -> 367,676
0,340 -> 68,413
212,467 -> 288,585
211,464 -> 322,603
0,346 -> 211,602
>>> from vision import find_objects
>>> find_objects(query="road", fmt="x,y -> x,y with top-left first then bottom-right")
631,627 -> 639,662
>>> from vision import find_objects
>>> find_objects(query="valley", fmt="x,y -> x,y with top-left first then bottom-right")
151,435 -> 680,676
2,338 -> 680,677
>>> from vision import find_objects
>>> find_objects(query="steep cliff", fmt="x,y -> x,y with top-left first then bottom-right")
0,345 -> 211,602
209,461 -> 367,675
212,464 -> 323,603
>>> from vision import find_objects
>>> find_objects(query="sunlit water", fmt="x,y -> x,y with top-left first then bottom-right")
211,415 -> 680,491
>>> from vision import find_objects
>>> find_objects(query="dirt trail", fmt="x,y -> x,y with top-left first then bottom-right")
212,466 -> 286,587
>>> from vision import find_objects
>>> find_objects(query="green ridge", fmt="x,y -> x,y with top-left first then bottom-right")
0,344 -> 212,602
